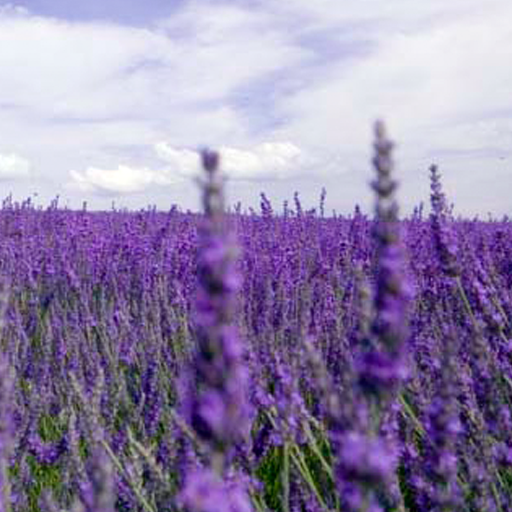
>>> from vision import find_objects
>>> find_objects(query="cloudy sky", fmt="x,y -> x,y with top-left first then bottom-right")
0,0 -> 511,215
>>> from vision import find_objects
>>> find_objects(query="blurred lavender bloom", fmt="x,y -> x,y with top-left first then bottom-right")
179,148 -> 253,512
357,120 -> 411,400
80,447 -> 116,512
180,468 -> 252,512
336,431 -> 396,486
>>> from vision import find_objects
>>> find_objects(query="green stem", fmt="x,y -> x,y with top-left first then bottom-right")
251,492 -> 271,512
302,421 -> 335,480
282,443 -> 290,512
289,445 -> 331,512
455,277 -> 479,331
264,410 -> 331,511
127,429 -> 166,484
491,296 -> 510,328
399,394 -> 425,437
491,482 -> 503,512
101,440 -> 158,512
302,418 -> 339,510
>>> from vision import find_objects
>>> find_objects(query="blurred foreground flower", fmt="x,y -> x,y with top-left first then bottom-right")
181,149 -> 252,510
180,468 -> 252,512
360,120 -> 411,397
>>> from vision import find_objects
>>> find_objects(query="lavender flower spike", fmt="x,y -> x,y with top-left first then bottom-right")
429,164 -> 460,278
358,120 -> 411,398
180,149 -> 253,511
189,148 -> 251,467
423,329 -> 463,511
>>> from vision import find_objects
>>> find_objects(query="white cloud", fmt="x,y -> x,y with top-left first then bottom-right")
280,0 -> 505,24
69,165 -> 177,195
156,141 -> 307,181
0,4 -> 29,17
154,143 -> 199,177
1,1 -> 512,213
0,2 -> 310,205
272,2 -> 512,193
71,140 -> 308,195
0,3 -> 306,121
220,142 -> 304,181
0,153 -> 31,181
0,14 -> 175,119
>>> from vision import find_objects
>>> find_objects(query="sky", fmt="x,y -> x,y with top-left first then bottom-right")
0,0 -> 511,216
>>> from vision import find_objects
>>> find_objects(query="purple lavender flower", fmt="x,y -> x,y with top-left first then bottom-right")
420,329 -> 464,511
79,447 -> 116,512
337,431 -> 396,485
321,122 -> 410,512
429,164 -> 460,278
358,120 -> 411,398
187,149 -> 252,467
180,468 -> 252,512
27,433 -> 67,465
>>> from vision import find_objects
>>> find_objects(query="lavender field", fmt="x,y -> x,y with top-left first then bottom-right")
0,123 -> 511,512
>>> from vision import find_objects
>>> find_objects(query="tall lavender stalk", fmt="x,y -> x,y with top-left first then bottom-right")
422,329 -> 463,511
428,166 -> 502,511
365,121 -> 411,511
358,120 -> 410,400
180,149 -> 252,512
429,164 -> 460,278
332,121 -> 410,512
